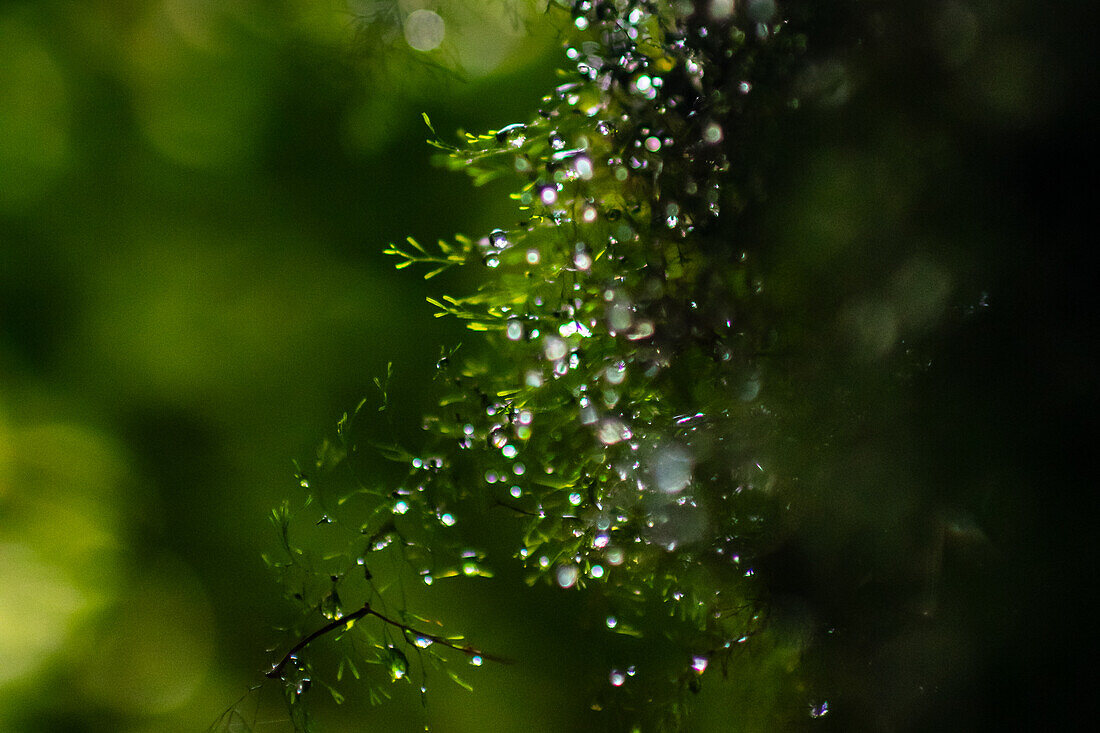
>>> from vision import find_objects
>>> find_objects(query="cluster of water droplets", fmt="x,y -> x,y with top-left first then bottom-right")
272,0 -> 815,724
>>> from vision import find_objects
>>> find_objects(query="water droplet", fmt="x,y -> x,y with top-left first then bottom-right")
609,669 -> 626,686
627,320 -> 654,340
605,361 -> 627,385
606,615 -> 618,629
608,302 -> 633,333
440,513 -> 456,526
495,123 -> 527,147
597,418 -> 632,445
387,647 -> 409,680
809,701 -> 829,718
506,320 -> 524,341
593,532 -> 610,549
513,462 -> 526,475
644,136 -> 662,152
539,185 -> 558,205
709,0 -> 736,19
654,443 -> 693,494
590,564 -> 605,579
502,444 -> 518,458
606,547 -> 624,565
393,500 -> 410,514
510,485 -> 523,498
526,248 -> 540,265
414,636 -> 433,649
691,655 -> 709,674
543,335 -> 567,361
568,492 -> 583,505
470,655 -> 484,666
556,564 -> 579,588
703,122 -> 724,144
404,9 -> 445,52
574,155 -> 594,180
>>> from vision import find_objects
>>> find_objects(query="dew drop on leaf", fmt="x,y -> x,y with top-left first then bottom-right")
556,564 -> 579,588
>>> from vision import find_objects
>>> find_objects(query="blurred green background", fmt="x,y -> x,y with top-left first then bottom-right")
3,1 -> 1096,731
0,0 -> 568,729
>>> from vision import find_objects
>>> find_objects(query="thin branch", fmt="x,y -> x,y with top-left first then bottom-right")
266,603 -> 511,679
361,605 -> 513,665
266,605 -> 371,679
492,498 -> 541,517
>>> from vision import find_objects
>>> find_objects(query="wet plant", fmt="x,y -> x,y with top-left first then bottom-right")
254,0 -> 1002,730
255,1 -> 822,730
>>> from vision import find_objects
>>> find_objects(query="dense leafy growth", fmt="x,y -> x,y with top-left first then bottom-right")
262,2 -> 820,729
257,0 -> 1040,730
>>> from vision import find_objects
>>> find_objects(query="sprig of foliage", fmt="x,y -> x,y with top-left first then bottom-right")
265,1 -> 820,730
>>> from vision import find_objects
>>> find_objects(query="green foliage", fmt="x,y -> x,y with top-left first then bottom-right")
264,1 -> 822,729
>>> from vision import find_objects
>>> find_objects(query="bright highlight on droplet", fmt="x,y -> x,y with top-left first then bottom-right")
404,10 -> 446,52
556,564 -> 579,588
691,655 -> 709,674
543,335 -> 567,361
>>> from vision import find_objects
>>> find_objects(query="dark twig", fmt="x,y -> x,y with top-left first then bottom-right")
266,603 -> 511,679
492,498 -> 541,517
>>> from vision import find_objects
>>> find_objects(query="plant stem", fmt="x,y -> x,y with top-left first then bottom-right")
266,602 -> 510,679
